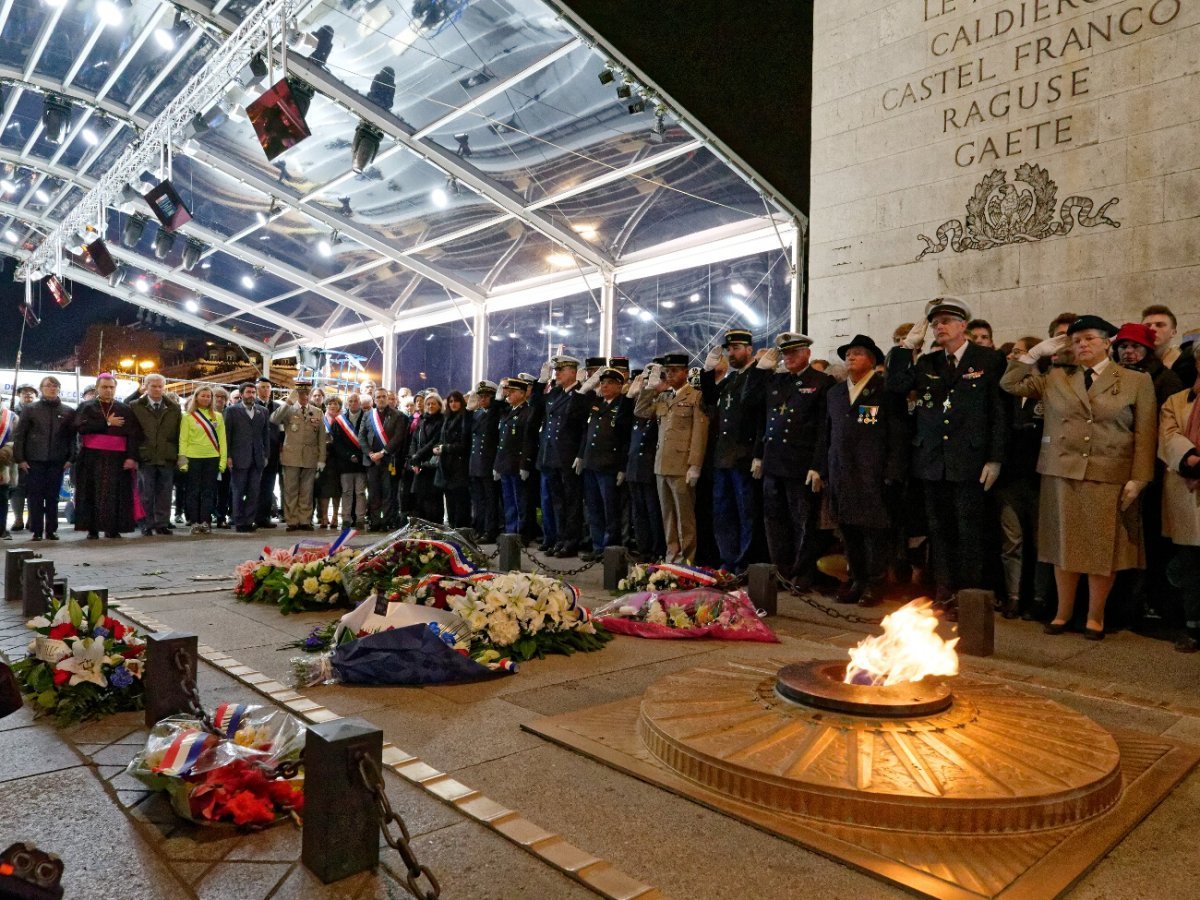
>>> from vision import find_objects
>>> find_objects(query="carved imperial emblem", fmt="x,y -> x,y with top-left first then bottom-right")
916,163 -> 1119,260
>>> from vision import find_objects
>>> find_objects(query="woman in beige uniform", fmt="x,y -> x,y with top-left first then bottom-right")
1000,315 -> 1157,639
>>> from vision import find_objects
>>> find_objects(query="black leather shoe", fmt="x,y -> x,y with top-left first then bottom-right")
839,582 -> 864,605
1084,627 -> 1105,641
1043,621 -> 1067,635
257,521 -> 277,529
235,524 -> 253,533
156,527 -> 172,535
46,533 -> 59,541
30,533 -> 42,542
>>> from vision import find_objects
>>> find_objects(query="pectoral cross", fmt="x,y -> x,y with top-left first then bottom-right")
776,401 -> 788,416
943,398 -> 952,413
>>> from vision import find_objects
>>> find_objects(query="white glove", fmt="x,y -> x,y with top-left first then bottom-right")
177,455 -> 189,472
805,470 -> 823,493
316,462 -> 325,473
685,465 -> 701,487
538,360 -> 553,383
750,458 -> 763,479
756,348 -> 781,371
644,364 -> 663,390
493,469 -> 501,481
616,472 -> 625,486
1120,479 -> 1147,511
520,468 -> 530,481
580,370 -> 601,393
979,461 -> 1000,491
572,457 -> 584,476
901,320 -> 929,351
703,347 -> 725,371
626,374 -> 643,400
1022,334 -> 1068,364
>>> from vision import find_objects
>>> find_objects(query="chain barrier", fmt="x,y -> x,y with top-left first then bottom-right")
36,565 -> 55,612
525,552 -> 601,578
775,574 -> 885,625
356,752 -> 441,899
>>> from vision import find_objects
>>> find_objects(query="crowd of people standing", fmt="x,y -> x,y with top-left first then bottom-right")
1,298 -> 1198,652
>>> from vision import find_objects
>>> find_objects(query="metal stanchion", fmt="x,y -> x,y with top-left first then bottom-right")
144,631 -> 199,726
956,589 -> 995,657
747,563 -> 778,616
602,546 -> 628,591
497,533 -> 523,572
302,719 -> 384,884
20,559 -> 54,618
5,548 -> 37,604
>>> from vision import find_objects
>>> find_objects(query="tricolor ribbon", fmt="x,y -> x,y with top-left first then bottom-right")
0,409 -> 11,446
647,562 -> 719,586
211,703 -> 250,739
191,410 -> 220,454
153,729 -> 215,776
370,408 -> 388,446
327,527 -> 356,556
334,413 -> 361,448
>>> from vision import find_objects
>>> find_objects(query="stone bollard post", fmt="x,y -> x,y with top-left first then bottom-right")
602,546 -> 628,591
497,533 -> 523,572
69,586 -> 107,614
956,589 -> 995,657
747,563 -> 778,617
5,548 -> 37,604
52,577 -> 68,603
302,718 -> 384,883
144,631 -> 199,726
21,559 -> 55,619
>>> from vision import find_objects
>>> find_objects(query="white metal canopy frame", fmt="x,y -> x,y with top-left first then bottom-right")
0,0 -> 801,381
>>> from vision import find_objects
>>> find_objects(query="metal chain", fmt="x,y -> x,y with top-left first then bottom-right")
172,646 -> 218,735
36,565 -> 55,613
525,553 -> 600,578
775,574 -> 885,625
356,752 -> 441,899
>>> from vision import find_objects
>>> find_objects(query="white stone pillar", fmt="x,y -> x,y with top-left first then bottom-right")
599,270 -> 616,358
472,304 -> 488,385
381,329 -> 396,390
790,219 -> 804,334
261,353 -> 272,380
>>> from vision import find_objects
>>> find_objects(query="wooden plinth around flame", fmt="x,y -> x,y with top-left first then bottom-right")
524,659 -> 1200,899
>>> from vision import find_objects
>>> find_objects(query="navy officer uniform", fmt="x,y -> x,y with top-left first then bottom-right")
532,355 -> 589,556
494,374 -> 540,541
886,296 -> 1007,608
747,332 -> 834,584
699,328 -> 764,572
468,380 -> 504,541
815,335 -> 908,606
575,367 -> 634,561
625,364 -> 667,560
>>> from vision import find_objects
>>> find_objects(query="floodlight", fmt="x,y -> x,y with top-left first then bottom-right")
367,67 -> 395,108
41,95 -> 72,145
122,213 -> 149,247
351,122 -> 383,173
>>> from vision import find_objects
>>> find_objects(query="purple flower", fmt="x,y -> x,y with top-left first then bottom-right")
92,626 -> 110,639
108,665 -> 133,689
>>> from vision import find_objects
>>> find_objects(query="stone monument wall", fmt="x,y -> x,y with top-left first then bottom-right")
808,0 -> 1200,355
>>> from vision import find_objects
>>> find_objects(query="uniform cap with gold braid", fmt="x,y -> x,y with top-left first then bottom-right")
597,367 -> 626,384
924,296 -> 972,322
552,355 -> 581,369
722,328 -> 753,348
474,379 -> 498,394
775,332 -> 812,351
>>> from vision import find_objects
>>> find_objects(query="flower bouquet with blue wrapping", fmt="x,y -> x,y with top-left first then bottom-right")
11,593 -> 147,725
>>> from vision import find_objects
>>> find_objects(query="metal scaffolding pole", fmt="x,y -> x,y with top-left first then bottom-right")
381,330 -> 397,391
472,306 -> 488,386
599,271 -> 616,358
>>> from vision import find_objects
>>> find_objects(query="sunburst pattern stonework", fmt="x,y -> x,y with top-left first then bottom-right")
916,164 -> 1120,260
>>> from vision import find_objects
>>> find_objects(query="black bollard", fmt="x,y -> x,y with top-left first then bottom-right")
603,546 -> 628,591
458,526 -> 479,546
21,560 -> 54,619
144,631 -> 199,726
5,548 -> 37,604
52,577 -> 68,603
956,589 -> 995,657
747,563 -> 778,617
497,533 -> 523,572
69,586 -> 107,614
302,718 -> 384,883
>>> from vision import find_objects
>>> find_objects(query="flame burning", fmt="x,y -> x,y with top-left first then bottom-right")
844,599 -> 959,687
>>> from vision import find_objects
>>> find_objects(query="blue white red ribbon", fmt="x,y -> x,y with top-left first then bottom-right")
212,703 -> 250,739
154,729 -> 214,776
334,413 -> 361,447
327,527 -> 357,556
370,408 -> 388,446
190,409 -> 220,453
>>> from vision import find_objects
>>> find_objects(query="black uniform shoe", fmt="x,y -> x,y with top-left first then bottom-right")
156,527 -> 173,535
46,533 -> 59,541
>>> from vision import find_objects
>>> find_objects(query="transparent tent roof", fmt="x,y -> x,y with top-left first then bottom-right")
0,0 -> 797,357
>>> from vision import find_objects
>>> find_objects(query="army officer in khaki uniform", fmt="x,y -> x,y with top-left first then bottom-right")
634,353 -> 708,563
1001,315 -> 1157,640
270,378 -> 328,531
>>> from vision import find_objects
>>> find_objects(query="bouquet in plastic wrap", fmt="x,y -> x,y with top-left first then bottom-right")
616,562 -> 738,594
128,704 -> 305,828
234,530 -> 360,614
341,519 -> 489,601
290,596 -> 515,687
595,587 -> 778,642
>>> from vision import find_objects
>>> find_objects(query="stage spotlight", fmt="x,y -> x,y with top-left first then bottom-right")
182,237 -> 205,271
453,133 -> 471,158
184,298 -> 200,313
153,229 -> 175,259
616,83 -> 631,99
317,230 -> 338,258
338,196 -> 352,216
134,275 -> 149,293
598,68 -> 615,85
446,176 -> 461,196
250,53 -> 268,79
628,99 -> 646,114
122,213 -> 148,247
351,122 -> 383,173
153,13 -> 188,51
108,264 -> 126,287
310,25 -> 334,66
41,95 -> 72,145
97,0 -> 130,27
367,66 -> 395,108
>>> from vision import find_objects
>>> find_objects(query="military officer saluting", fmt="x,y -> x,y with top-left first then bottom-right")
573,367 -> 634,561
700,327 -> 765,573
887,297 -> 1007,612
634,353 -> 708,563
493,374 -> 540,542
533,355 -> 589,557
468,380 -> 503,541
625,365 -> 666,560
747,332 -> 834,586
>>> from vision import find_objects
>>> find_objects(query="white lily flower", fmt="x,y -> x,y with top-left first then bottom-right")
56,638 -> 109,688
26,616 -> 50,629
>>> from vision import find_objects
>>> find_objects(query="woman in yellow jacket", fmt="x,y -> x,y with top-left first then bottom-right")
178,386 -> 227,534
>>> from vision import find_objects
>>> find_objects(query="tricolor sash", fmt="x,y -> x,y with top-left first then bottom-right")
334,413 -> 361,448
153,728 -> 215,776
0,409 -> 11,446
370,408 -> 388,446
322,414 -> 333,434
212,703 -> 250,739
191,410 -> 220,453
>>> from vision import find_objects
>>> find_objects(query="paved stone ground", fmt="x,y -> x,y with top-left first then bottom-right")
2,527 -> 1198,898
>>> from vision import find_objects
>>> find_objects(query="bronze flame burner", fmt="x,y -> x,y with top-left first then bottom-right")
775,660 -> 952,718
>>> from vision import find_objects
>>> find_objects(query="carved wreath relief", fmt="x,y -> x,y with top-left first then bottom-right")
916,164 -> 1120,260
